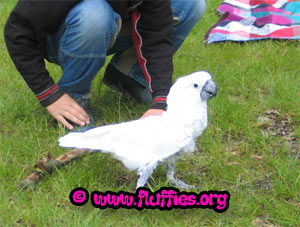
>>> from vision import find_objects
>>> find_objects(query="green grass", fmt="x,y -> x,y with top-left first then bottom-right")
1,0 -> 300,226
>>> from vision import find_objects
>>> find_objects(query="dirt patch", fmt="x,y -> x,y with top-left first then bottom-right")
257,109 -> 300,158
0,123 -> 13,138
253,176 -> 273,191
251,214 -> 276,227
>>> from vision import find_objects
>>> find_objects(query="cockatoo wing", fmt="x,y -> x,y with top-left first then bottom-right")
58,116 -> 193,170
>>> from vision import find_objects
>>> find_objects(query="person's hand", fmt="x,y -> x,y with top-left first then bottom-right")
140,109 -> 165,119
46,94 -> 90,130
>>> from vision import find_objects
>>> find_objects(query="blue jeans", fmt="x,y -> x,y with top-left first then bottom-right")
45,0 -> 206,99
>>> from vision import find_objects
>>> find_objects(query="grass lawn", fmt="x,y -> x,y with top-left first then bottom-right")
1,0 -> 300,226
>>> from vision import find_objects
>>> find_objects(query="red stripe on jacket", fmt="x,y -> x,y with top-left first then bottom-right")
36,85 -> 58,100
153,97 -> 167,104
131,10 -> 153,93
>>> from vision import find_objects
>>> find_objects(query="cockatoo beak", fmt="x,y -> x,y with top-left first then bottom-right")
201,79 -> 217,100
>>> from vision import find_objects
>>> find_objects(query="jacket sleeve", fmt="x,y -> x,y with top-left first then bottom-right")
131,0 -> 174,110
4,0 -> 81,107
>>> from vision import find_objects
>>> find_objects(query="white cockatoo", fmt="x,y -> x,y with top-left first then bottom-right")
58,71 -> 217,190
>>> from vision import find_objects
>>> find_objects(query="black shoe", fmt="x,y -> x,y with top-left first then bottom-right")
67,97 -> 95,132
103,63 -> 153,104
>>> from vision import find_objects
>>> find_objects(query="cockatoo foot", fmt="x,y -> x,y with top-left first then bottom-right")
135,163 -> 157,190
169,178 -> 199,191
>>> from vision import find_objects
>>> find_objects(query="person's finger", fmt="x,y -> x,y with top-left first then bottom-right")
140,109 -> 165,119
56,115 -> 74,130
68,106 -> 90,124
63,111 -> 86,127
71,103 -> 89,119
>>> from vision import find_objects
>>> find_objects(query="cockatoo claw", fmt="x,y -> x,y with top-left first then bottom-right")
169,178 -> 198,191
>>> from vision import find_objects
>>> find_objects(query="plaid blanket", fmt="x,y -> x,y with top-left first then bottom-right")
205,0 -> 300,44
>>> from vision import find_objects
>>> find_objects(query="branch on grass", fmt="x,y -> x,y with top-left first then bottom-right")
20,149 -> 97,190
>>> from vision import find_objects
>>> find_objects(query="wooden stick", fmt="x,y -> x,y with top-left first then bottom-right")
20,149 -> 97,190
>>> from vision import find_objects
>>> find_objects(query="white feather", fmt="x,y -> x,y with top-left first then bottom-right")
58,71 -> 216,188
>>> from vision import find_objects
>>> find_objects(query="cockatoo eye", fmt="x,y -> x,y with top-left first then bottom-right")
193,84 -> 198,88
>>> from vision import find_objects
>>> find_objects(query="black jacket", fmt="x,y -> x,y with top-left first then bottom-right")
4,0 -> 174,109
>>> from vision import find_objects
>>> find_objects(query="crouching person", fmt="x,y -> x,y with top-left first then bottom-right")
4,0 -> 206,131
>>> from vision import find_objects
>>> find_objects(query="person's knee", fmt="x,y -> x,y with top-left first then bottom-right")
66,0 -> 120,48
186,0 -> 206,24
